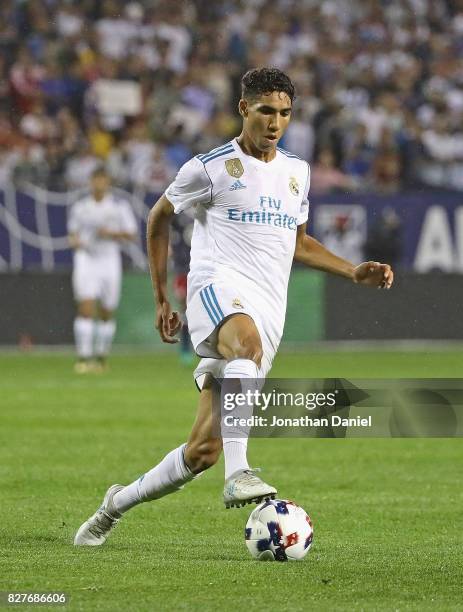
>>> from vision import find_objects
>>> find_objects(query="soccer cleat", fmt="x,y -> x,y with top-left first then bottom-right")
92,356 -> 109,373
74,359 -> 92,374
223,468 -> 277,509
73,484 -> 124,546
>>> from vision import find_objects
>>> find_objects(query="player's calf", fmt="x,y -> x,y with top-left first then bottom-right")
184,437 -> 222,473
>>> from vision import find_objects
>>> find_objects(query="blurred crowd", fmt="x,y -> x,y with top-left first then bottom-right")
0,0 -> 463,194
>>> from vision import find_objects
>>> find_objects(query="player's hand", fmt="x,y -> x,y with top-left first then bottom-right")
155,301 -> 182,343
97,228 -> 114,239
353,261 -> 394,289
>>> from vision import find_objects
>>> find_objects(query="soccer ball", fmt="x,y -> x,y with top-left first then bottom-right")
244,499 -> 314,561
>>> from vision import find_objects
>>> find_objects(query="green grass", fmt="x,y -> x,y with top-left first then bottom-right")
1,350 -> 462,611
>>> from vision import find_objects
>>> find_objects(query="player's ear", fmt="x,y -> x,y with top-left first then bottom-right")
238,99 -> 248,118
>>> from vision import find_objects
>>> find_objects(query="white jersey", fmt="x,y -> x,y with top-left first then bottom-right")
67,193 -> 137,261
165,138 -> 310,352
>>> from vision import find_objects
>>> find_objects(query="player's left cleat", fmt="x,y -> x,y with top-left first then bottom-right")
223,468 -> 277,509
74,359 -> 92,374
73,484 -> 124,546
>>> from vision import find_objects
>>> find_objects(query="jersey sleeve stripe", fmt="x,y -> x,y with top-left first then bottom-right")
277,147 -> 301,159
198,142 -> 233,162
208,285 -> 225,319
198,143 -> 230,160
201,146 -> 234,164
200,287 -> 220,325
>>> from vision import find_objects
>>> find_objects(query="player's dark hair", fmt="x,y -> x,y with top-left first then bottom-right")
91,165 -> 109,179
241,68 -> 295,103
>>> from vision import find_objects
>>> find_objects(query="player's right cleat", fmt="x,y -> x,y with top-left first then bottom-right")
92,356 -> 109,373
73,484 -> 124,546
223,468 -> 277,508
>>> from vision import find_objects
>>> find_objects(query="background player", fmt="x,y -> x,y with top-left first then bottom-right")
74,68 -> 393,545
68,167 -> 138,372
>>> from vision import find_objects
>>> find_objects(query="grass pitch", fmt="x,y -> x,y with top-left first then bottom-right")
1,349 -> 462,611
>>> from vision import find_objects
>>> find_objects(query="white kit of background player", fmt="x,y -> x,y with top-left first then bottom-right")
68,168 -> 137,371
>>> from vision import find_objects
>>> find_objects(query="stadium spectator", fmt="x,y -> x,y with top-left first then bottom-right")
65,142 -> 100,190
343,123 -> 375,187
9,47 -> 45,115
371,127 -> 402,194
0,0 -> 462,192
365,207 -> 402,269
132,145 -> 176,192
0,143 -> 20,186
42,139 -> 68,192
311,149 -> 355,194
19,100 -> 55,142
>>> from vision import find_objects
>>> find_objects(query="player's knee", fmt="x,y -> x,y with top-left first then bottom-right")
77,304 -> 94,318
185,438 -> 222,473
99,310 -> 113,322
234,338 -> 263,367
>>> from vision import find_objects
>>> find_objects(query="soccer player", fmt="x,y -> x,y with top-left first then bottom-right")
68,166 -> 138,373
74,68 -> 393,545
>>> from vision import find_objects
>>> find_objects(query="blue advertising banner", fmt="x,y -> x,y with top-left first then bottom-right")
310,191 -> 463,272
0,184 -> 462,272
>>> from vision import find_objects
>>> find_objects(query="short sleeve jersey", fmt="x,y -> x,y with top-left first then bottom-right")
68,193 -> 137,259
165,138 -> 310,314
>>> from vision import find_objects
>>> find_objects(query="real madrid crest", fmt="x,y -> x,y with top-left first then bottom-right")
289,176 -> 299,196
232,298 -> 244,309
225,158 -> 244,178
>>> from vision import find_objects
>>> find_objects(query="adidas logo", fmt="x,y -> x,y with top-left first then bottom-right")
229,179 -> 247,191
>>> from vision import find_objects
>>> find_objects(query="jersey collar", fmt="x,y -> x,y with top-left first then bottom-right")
231,137 -> 280,166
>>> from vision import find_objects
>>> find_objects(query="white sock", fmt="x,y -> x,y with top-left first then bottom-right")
73,317 -> 94,359
112,443 -> 195,514
95,320 -> 116,357
222,358 -> 259,480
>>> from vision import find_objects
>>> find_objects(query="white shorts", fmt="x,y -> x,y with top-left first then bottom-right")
187,281 -> 281,389
72,252 -> 122,311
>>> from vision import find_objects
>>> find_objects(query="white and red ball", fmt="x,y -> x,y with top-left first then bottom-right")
245,499 -> 314,561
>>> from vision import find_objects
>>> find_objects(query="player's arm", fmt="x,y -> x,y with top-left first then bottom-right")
67,203 -> 84,249
294,223 -> 394,288
68,232 -> 82,249
97,229 -> 137,241
146,194 -> 182,343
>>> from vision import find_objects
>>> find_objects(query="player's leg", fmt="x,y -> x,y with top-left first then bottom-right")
184,376 -> 222,471
73,299 -> 96,373
94,263 -> 121,369
94,306 -> 116,370
74,376 -> 222,546
72,254 -> 98,372
215,313 -> 277,507
216,313 -> 261,477
113,375 -> 221,511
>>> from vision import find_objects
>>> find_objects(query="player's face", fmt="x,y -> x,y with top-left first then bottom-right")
91,174 -> 110,195
240,91 -> 292,152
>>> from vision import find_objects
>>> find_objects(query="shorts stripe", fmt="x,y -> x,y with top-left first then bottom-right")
208,285 -> 225,319
200,287 -> 220,325
204,285 -> 224,324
